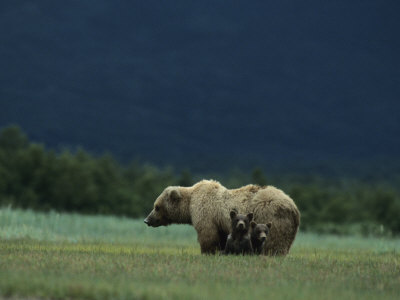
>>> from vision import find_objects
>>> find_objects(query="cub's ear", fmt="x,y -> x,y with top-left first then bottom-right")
230,210 -> 237,219
247,213 -> 253,221
169,188 -> 181,201
250,221 -> 257,229
266,222 -> 272,229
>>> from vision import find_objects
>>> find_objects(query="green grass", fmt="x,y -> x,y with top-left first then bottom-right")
0,207 -> 399,300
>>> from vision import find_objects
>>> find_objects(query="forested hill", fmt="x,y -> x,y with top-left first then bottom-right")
1,1 -> 399,171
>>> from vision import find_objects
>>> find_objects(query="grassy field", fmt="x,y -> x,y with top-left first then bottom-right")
0,207 -> 399,300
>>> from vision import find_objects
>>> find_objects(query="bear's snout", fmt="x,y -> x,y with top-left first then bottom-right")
259,232 -> 267,242
144,211 -> 157,227
237,221 -> 245,229
144,210 -> 165,227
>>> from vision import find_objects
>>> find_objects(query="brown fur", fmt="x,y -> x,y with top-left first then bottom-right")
250,221 -> 271,255
144,180 -> 300,255
224,210 -> 253,255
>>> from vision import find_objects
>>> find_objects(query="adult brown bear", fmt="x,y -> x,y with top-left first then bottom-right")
144,180 -> 300,255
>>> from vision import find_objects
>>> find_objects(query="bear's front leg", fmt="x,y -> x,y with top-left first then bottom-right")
196,227 -> 221,254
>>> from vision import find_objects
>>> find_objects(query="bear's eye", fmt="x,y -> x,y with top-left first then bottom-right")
155,205 -> 160,212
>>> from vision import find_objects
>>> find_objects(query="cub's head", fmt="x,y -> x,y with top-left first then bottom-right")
229,209 -> 253,234
144,187 -> 182,227
250,221 -> 272,243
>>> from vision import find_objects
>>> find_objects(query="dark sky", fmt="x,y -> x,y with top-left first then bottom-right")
1,0 -> 399,171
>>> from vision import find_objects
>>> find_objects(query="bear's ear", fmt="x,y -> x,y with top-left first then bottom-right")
247,213 -> 253,222
169,188 -> 181,201
251,221 -> 257,229
230,210 -> 237,219
266,222 -> 272,229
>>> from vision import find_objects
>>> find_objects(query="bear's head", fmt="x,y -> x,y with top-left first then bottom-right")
144,187 -> 185,227
250,221 -> 272,243
230,209 -> 253,235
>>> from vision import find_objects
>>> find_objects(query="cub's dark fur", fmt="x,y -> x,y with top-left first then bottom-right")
224,210 -> 253,255
250,221 -> 271,255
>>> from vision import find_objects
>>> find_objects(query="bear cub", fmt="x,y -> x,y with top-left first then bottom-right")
250,221 -> 272,255
224,210 -> 253,255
